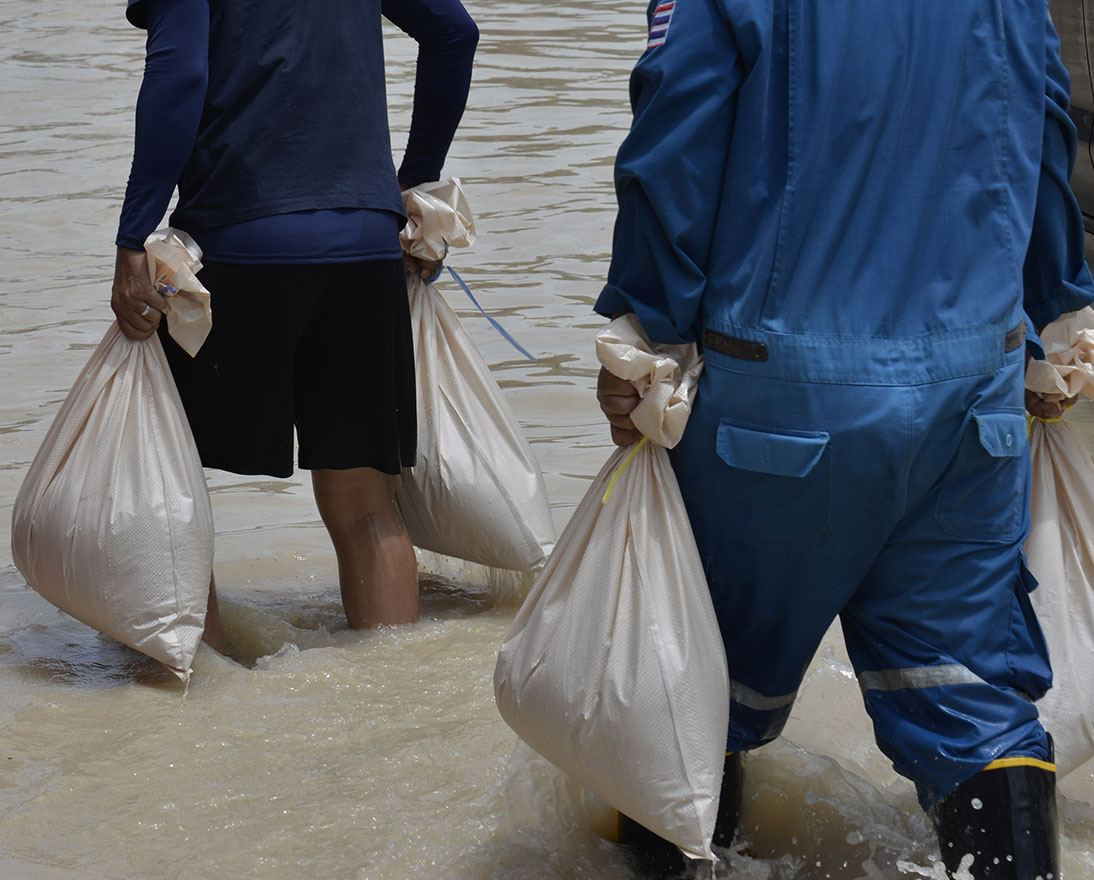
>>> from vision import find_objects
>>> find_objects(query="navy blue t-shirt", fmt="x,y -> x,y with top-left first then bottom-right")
118,0 -> 478,263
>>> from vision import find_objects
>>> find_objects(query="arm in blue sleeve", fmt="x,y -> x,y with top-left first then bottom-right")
1022,11 -> 1094,330
382,0 -> 478,188
595,0 -> 744,344
115,0 -> 209,250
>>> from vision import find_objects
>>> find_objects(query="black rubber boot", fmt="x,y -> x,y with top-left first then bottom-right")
618,752 -> 744,879
928,758 -> 1059,879
713,750 -> 743,849
617,811 -> 689,879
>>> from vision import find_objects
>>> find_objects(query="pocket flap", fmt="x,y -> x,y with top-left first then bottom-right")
973,411 -> 1026,458
716,420 -> 830,478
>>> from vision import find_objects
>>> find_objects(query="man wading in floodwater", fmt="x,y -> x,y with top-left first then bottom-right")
596,1 -> 1094,877
110,0 -> 477,647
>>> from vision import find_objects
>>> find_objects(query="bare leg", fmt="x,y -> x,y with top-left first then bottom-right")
312,467 -> 419,629
202,574 -> 226,653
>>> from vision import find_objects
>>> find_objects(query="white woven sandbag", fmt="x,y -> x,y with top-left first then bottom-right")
11,229 -> 213,680
1025,306 -> 1094,775
396,179 -> 555,572
1026,418 -> 1094,776
494,314 -> 728,862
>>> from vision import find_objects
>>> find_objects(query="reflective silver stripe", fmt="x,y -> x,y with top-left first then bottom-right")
730,679 -> 798,712
858,664 -> 986,694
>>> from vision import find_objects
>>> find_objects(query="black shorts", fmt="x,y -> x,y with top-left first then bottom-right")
159,260 -> 416,478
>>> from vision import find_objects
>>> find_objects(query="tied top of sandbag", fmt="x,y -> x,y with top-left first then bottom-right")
596,314 -> 703,449
400,178 -> 475,263
1026,307 -> 1094,401
143,227 -> 212,358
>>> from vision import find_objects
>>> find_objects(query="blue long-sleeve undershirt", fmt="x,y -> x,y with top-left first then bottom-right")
117,0 -> 206,252
116,0 -> 478,263
384,0 -> 480,188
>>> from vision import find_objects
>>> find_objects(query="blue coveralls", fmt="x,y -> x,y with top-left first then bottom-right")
596,0 -> 1094,808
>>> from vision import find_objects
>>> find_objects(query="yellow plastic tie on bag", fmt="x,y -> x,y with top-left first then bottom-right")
602,436 -> 649,505
1028,413 -> 1065,438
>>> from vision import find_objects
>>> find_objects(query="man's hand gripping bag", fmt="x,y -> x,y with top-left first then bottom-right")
494,314 -> 729,863
11,229 -> 213,680
396,179 -> 555,572
1025,306 -> 1094,776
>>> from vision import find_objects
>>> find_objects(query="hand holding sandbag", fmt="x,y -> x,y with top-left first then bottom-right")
11,229 -> 213,680
495,316 -> 728,863
595,314 -> 703,448
396,180 -> 555,572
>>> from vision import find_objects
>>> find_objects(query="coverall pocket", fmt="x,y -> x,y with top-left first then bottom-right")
714,419 -> 831,545
935,409 -> 1027,542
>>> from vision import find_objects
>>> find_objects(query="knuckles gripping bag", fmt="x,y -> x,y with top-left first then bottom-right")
1025,306 -> 1094,776
11,228 -> 213,680
494,314 -> 729,863
396,179 -> 555,572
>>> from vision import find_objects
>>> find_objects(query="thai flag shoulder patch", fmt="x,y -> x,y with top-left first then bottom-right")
647,1 -> 675,49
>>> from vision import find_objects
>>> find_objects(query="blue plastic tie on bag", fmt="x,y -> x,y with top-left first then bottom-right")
434,266 -> 536,362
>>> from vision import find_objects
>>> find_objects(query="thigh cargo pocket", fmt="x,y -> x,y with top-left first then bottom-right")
715,419 -> 831,546
935,409 -> 1027,542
